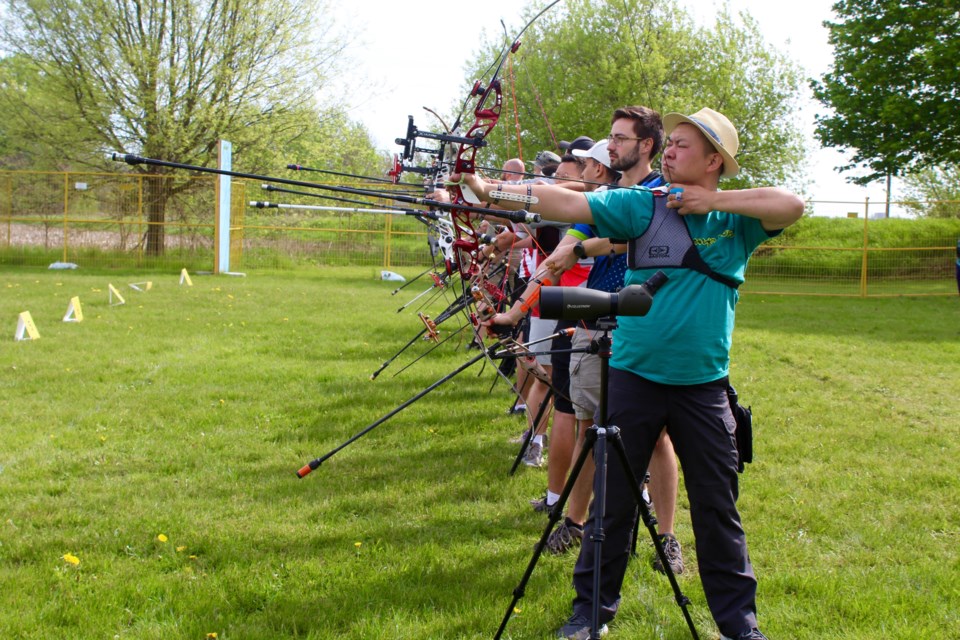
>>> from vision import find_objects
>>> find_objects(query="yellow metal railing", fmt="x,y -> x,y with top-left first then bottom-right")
1,170 -> 958,296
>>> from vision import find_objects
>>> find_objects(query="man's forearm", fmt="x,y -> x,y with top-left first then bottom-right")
711,187 -> 804,230
469,178 -> 595,224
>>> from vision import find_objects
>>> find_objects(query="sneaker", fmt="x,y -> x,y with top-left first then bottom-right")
651,532 -> 684,575
720,629 -> 768,640
529,494 -> 555,513
522,441 -> 543,467
508,402 -> 526,415
509,427 -> 531,444
556,613 -> 608,639
546,518 -> 583,555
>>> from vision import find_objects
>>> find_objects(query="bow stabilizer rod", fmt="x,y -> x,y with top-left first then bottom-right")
110,153 -> 540,225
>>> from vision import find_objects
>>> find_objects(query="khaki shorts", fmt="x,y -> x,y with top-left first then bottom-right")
570,327 -> 602,420
527,316 -> 558,366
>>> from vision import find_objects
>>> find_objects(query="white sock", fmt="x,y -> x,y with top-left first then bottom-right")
546,490 -> 560,506
533,434 -> 544,446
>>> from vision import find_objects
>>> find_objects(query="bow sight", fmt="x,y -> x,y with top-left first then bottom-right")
390,114 -> 485,184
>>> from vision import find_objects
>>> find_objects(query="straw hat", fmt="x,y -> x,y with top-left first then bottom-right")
662,108 -> 740,178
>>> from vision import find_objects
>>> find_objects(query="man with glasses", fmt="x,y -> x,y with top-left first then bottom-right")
538,107 -> 685,581
453,107 -> 803,640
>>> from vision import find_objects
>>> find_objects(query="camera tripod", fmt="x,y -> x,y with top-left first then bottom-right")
493,318 -> 700,640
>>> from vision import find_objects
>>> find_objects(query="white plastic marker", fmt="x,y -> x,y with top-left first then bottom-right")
108,284 -> 126,306
15,311 -> 40,340
63,297 -> 83,322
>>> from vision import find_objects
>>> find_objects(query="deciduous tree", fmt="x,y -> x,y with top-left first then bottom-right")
811,0 -> 960,186
0,0 -> 358,254
901,164 -> 960,219
459,0 -> 806,190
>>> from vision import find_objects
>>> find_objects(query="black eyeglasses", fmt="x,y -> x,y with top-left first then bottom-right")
607,134 -> 645,146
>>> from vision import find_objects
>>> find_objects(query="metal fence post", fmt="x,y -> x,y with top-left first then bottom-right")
137,175 -> 144,264
859,197 -> 870,297
62,172 -> 69,263
383,213 -> 393,269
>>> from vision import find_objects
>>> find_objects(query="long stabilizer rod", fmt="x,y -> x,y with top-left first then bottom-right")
111,153 -> 541,225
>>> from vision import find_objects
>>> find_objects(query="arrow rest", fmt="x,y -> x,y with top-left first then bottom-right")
418,312 -> 440,343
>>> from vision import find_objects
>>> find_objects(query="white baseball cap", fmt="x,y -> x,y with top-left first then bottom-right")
572,139 -> 613,169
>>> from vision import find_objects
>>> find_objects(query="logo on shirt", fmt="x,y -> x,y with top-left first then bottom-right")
648,246 -> 670,258
692,230 -> 735,246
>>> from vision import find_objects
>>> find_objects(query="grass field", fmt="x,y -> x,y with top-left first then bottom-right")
1,266 -> 959,640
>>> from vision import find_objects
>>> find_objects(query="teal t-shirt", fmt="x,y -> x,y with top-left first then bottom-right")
586,186 -> 777,385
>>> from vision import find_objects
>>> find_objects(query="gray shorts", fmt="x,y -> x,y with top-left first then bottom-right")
570,327 -> 602,420
527,316 -> 558,366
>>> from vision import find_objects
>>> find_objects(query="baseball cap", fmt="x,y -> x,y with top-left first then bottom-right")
572,140 -> 613,169
558,135 -> 595,154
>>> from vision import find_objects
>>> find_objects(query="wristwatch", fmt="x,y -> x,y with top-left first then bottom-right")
572,241 -> 586,259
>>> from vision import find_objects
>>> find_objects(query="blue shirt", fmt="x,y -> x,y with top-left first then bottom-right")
585,186 -> 777,385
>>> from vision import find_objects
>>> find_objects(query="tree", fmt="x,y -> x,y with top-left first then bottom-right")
0,0 -> 354,254
811,0 -> 960,186
901,164 -> 960,219
456,0 -> 807,190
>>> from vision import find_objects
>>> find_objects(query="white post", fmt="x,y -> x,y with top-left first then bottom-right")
216,140 -> 233,274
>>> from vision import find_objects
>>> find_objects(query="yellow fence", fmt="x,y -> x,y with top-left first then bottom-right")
0,170 -> 232,270
1,170 -> 958,296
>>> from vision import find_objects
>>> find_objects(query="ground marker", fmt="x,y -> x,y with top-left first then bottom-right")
63,297 -> 84,322
129,281 -> 153,292
108,284 -> 126,306
15,311 -> 40,341
179,269 -> 193,286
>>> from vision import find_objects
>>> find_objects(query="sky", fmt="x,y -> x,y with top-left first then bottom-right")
328,0 -> 903,217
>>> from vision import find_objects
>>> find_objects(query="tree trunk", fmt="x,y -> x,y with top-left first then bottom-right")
143,178 -> 168,256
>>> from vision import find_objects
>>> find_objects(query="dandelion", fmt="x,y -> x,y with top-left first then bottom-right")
176,546 -> 187,552
157,534 -> 168,543
206,633 -> 218,639
354,541 -> 362,557
62,553 -> 80,566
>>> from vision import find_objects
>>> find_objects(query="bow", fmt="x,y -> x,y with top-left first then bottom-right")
439,2 -> 561,339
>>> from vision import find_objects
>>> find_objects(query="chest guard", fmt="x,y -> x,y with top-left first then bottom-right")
627,191 -> 739,289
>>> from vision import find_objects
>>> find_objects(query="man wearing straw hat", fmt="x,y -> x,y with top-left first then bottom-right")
452,107 -> 803,640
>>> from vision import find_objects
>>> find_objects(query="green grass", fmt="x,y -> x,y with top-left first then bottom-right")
1,266 -> 959,639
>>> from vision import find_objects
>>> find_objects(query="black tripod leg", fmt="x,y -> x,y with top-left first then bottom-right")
587,428 -> 611,640
509,387 -> 554,475
606,427 -> 700,640
493,427 -> 598,640
629,472 -> 654,558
